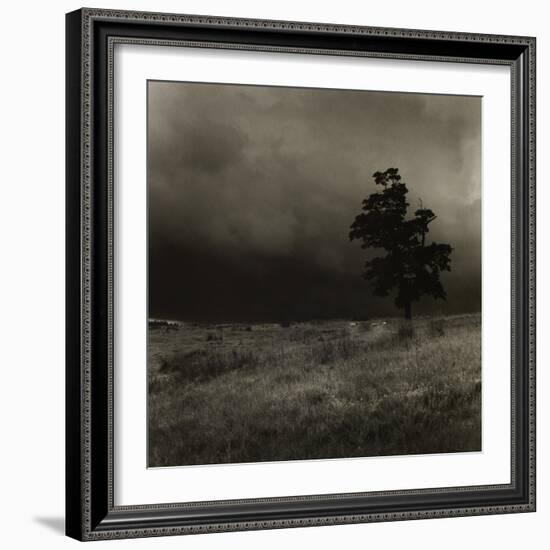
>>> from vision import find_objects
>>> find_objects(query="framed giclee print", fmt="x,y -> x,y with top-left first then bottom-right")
65,8 -> 536,541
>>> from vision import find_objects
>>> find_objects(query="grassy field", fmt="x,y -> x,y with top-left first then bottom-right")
148,313 -> 481,467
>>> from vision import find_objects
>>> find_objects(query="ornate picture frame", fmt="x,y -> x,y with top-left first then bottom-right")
66,8 -> 536,541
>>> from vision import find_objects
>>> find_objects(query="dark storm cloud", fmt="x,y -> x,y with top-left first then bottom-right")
148,81 -> 481,322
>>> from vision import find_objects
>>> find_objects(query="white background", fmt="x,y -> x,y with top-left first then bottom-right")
0,1 -> 546,549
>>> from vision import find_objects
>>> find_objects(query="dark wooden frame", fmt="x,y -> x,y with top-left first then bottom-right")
66,8 -> 536,541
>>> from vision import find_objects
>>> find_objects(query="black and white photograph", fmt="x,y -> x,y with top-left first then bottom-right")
0,0 -> 544,545
147,80 -> 482,468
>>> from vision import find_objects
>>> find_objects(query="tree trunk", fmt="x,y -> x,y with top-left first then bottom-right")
404,302 -> 412,320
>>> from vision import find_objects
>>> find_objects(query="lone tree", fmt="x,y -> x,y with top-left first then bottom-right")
349,168 -> 452,320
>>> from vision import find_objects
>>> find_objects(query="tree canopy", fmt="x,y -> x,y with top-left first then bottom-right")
349,168 -> 452,319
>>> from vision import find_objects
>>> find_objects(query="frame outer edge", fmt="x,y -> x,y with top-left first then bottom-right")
65,8 -> 85,542
81,5 -> 95,540
70,8 -> 537,540
81,6 -> 534,44
527,35 -> 536,512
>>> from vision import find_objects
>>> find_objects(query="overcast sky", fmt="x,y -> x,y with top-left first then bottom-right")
148,80 -> 481,322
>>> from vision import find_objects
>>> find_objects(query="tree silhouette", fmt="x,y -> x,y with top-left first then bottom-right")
349,168 -> 452,320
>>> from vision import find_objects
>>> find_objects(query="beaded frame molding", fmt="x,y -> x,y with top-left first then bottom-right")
66,7 -> 536,541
